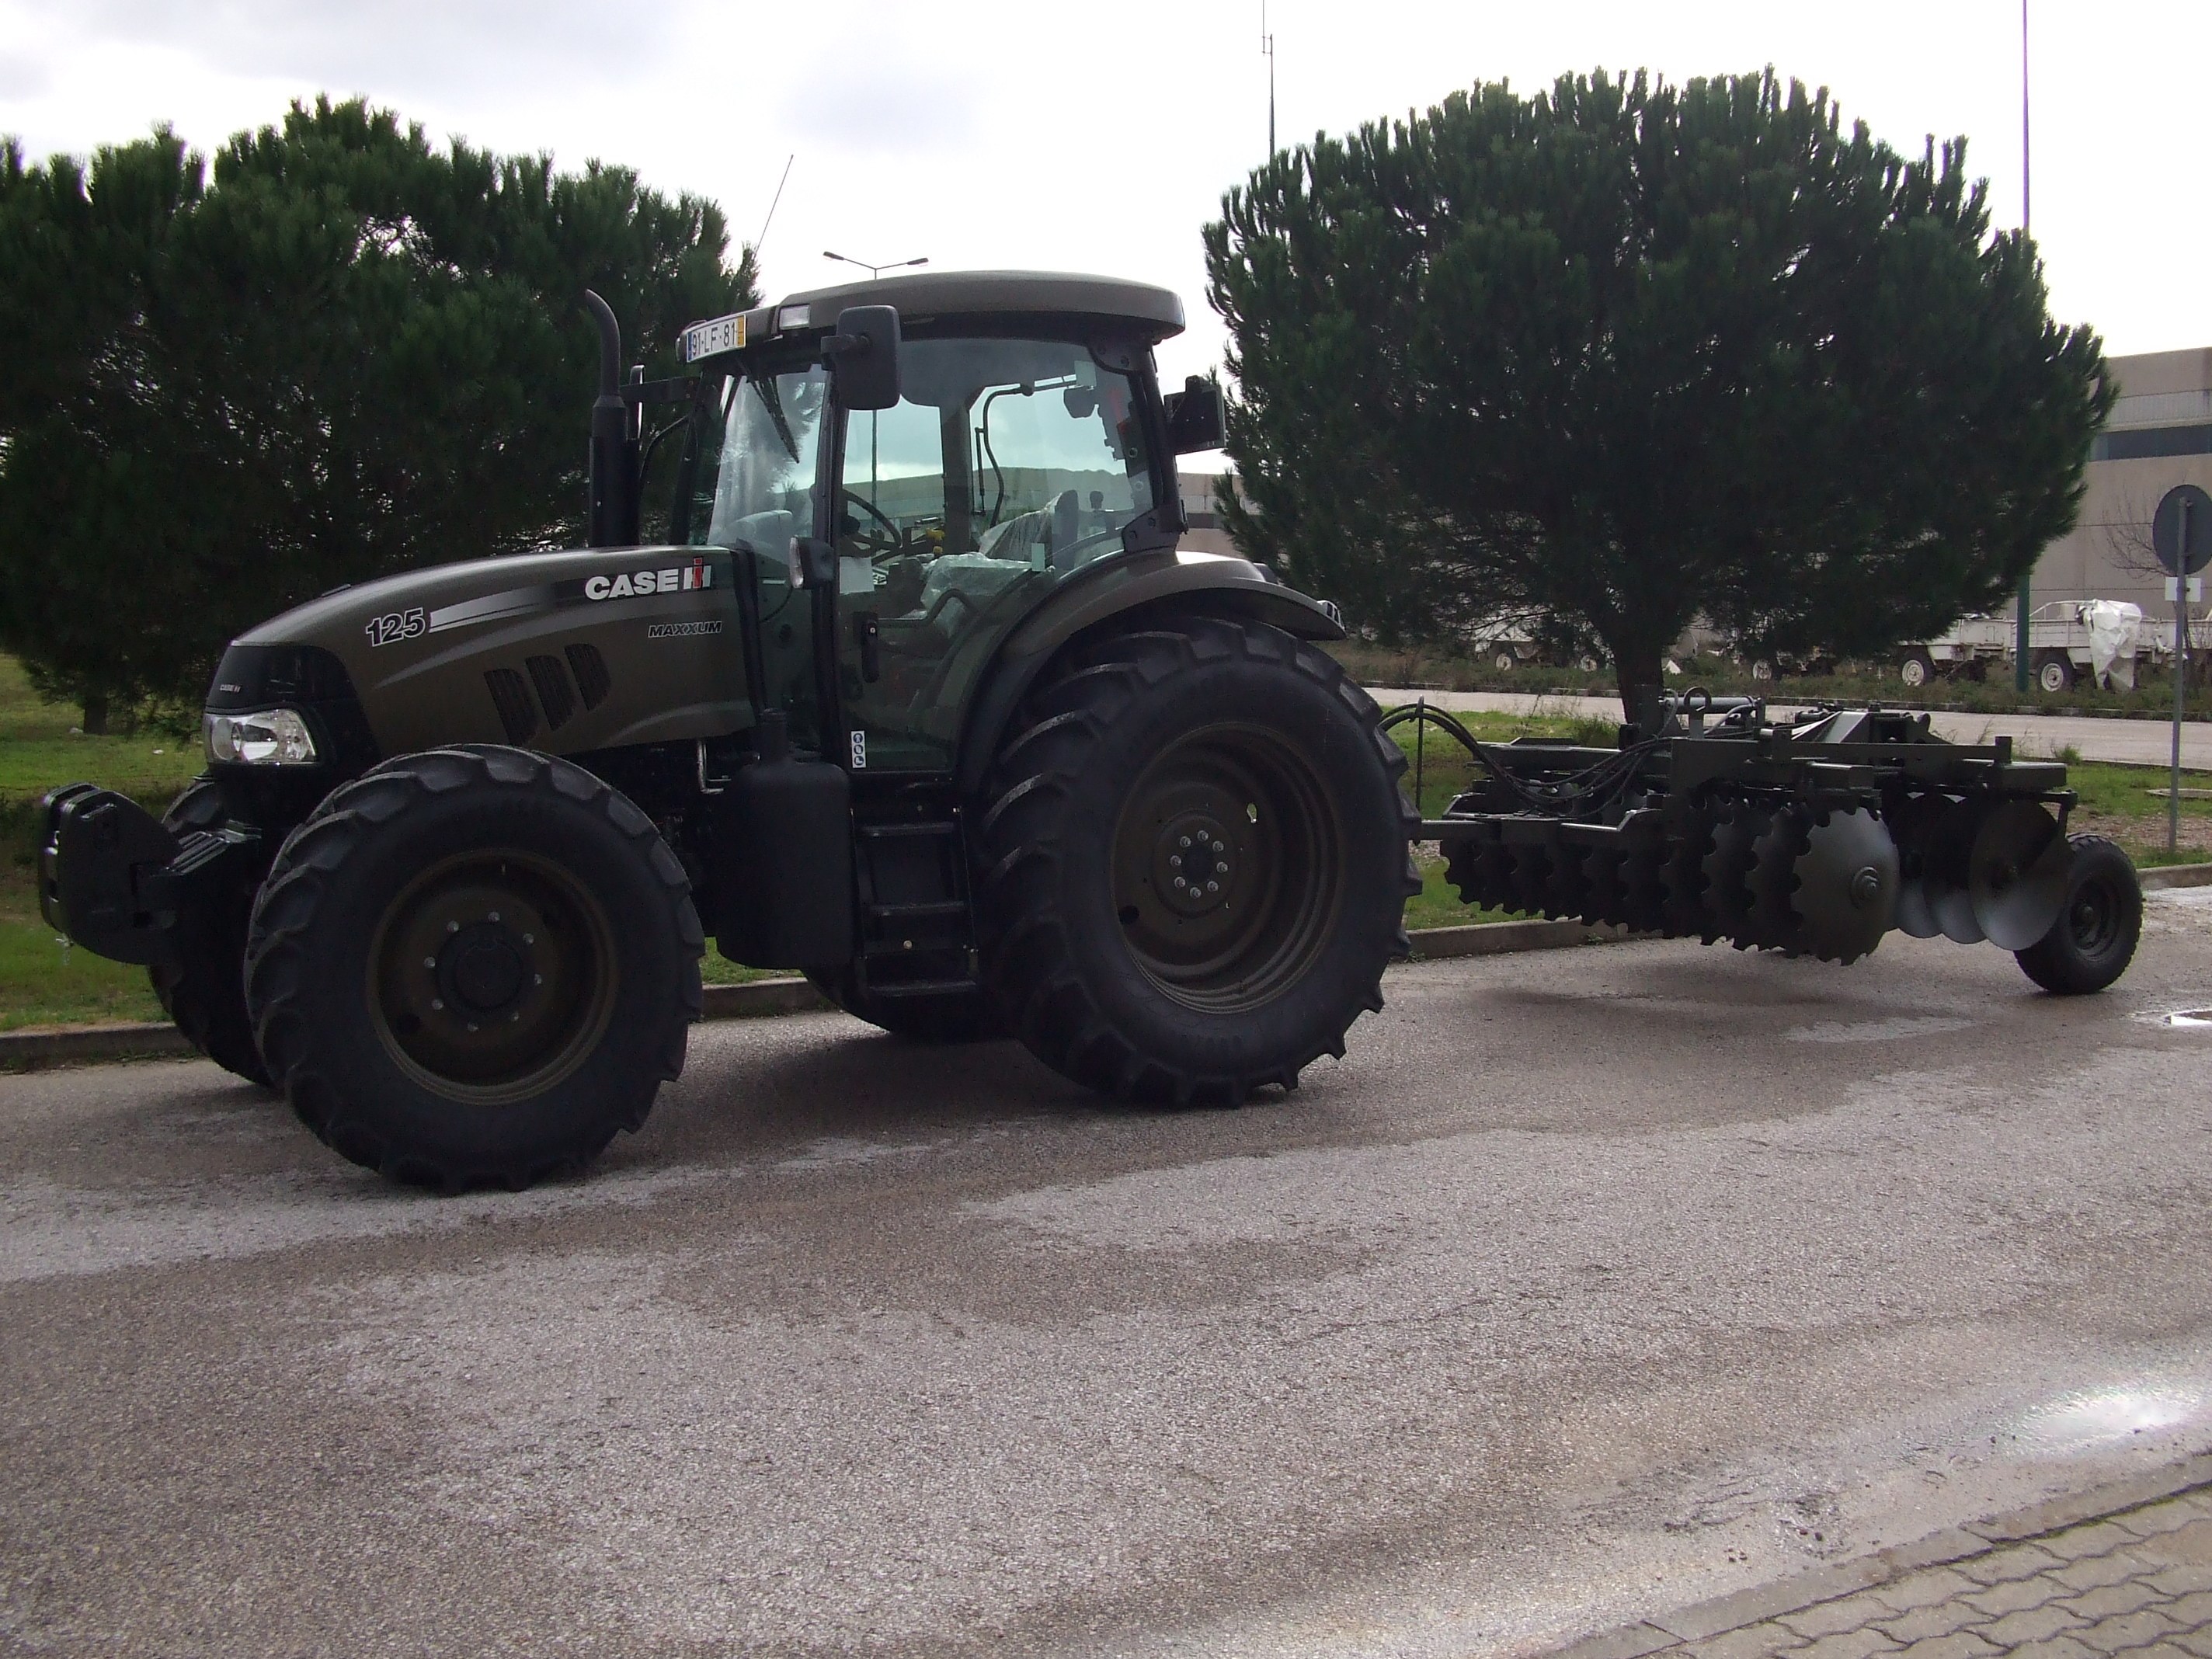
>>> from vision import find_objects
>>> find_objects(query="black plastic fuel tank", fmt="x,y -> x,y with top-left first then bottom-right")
711,714 -> 855,969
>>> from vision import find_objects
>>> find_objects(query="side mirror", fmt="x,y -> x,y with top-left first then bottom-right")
1163,374 -> 1226,454
825,305 -> 902,411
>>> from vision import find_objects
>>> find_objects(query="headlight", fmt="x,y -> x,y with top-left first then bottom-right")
205,708 -> 318,765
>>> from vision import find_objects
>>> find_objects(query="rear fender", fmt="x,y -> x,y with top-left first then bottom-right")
954,551 -> 1344,795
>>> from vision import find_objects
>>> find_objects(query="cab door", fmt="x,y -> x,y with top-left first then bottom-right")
830,334 -> 1163,774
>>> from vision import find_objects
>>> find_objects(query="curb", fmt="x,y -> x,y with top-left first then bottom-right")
6,865 -> 2205,1073
1542,1451 -> 2212,1659
2144,861 -> 2212,890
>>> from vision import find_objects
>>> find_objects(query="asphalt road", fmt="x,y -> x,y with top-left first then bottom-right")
6,897 -> 2212,1657
1366,687 -> 2212,769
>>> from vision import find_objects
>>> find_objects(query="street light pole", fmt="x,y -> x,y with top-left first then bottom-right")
1261,2 -> 1276,155
2014,0 -> 2035,694
823,252 -> 927,491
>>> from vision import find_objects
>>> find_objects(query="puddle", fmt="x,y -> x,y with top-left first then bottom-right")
2135,1005 -> 2212,1028
2009,1382 -> 2211,1455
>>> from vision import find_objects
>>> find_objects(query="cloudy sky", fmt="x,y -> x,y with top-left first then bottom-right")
2,0 -> 2202,390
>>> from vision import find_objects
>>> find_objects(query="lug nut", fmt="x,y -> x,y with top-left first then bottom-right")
1170,855 -> 1181,869
447,920 -> 459,934
423,956 -> 436,969
1179,835 -> 1191,847
431,998 -> 443,1010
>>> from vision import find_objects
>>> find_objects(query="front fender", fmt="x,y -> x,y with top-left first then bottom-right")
954,550 -> 1345,795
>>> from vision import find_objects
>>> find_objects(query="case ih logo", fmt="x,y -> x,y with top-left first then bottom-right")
584,559 -> 712,601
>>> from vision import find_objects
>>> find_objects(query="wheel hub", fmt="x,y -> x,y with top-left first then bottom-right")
370,859 -> 614,1098
1154,812 -> 1240,916
1109,724 -> 1344,1013
440,920 -> 534,1017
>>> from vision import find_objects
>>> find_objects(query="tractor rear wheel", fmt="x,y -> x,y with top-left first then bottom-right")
974,617 -> 1418,1105
244,746 -> 702,1189
2014,835 -> 2141,995
149,778 -> 273,1087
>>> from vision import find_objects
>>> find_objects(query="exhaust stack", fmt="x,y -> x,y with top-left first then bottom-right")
583,290 -> 638,548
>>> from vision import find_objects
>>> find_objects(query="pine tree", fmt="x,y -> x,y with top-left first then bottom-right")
0,99 -> 756,724
1205,70 -> 2110,715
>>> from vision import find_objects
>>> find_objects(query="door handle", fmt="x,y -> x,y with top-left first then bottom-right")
854,610 -> 881,683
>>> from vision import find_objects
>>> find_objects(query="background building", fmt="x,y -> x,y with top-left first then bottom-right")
2016,346 -> 2210,624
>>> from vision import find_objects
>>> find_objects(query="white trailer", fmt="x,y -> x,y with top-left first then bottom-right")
1899,602 -> 2208,693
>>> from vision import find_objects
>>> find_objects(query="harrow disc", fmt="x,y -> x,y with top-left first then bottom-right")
1621,839 -> 1674,934
1700,804 -> 1771,947
1969,800 -> 2069,950
1788,805 -> 1900,964
1542,837 -> 1592,920
1888,792 -> 1953,940
1441,830 -> 1511,912
1580,845 -> 1626,927
1922,799 -> 1988,945
1746,809 -> 1813,953
1657,806 -> 1715,937
1504,849 -> 1556,916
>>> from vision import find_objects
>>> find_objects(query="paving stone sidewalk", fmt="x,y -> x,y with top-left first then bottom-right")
1551,1455 -> 2212,1659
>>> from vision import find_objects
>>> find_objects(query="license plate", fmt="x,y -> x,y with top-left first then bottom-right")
680,312 -> 746,362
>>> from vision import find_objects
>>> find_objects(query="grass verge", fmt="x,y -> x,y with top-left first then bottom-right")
0,656 -> 2202,1032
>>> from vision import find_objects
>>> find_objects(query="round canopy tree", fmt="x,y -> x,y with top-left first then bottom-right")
1205,69 -> 2110,716
0,99 -> 754,728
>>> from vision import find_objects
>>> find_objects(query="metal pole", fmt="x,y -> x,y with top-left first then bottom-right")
2174,500 -> 2189,854
1261,1 -> 1275,155
2014,0 -> 2034,694
1414,697 -> 1427,813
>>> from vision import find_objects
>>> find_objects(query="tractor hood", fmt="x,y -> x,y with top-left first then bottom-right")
210,544 -> 750,769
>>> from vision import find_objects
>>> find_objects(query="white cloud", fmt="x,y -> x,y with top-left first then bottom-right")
0,0 -> 2202,388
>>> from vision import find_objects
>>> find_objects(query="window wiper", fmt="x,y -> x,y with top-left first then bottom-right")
752,377 -> 802,464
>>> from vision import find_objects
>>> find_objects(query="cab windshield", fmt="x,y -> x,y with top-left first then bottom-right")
679,361 -> 829,551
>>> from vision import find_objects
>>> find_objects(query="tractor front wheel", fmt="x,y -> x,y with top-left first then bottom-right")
245,747 -> 702,1189
149,778 -> 274,1087
975,617 -> 1417,1105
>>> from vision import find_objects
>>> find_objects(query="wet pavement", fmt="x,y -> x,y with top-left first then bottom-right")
1552,1468 -> 2212,1659
5,892 -> 2212,1656
1365,688 -> 2212,770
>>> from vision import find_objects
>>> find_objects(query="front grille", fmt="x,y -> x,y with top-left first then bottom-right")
565,642 -> 611,710
483,669 -> 537,744
526,654 -> 576,730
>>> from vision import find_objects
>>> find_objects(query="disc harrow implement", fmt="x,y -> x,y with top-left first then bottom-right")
1393,692 -> 2141,993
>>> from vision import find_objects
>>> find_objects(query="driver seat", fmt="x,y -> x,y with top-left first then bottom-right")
976,489 -> 1083,569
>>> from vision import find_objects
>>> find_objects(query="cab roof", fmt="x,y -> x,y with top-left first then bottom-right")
681,270 -> 1184,366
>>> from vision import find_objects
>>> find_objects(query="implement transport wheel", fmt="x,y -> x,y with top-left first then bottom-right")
2013,835 -> 2141,996
244,747 -> 703,1190
803,967 -> 997,1042
974,617 -> 1418,1105
150,778 -> 274,1087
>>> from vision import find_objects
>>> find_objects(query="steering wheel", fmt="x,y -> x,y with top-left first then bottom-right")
839,489 -> 909,561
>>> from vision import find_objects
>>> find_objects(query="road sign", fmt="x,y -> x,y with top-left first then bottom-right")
2152,484 -> 2212,576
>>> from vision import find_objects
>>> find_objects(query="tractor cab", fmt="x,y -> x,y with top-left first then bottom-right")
644,271 -> 1222,774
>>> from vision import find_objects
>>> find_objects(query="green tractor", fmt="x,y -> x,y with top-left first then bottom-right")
40,271 -> 1421,1188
